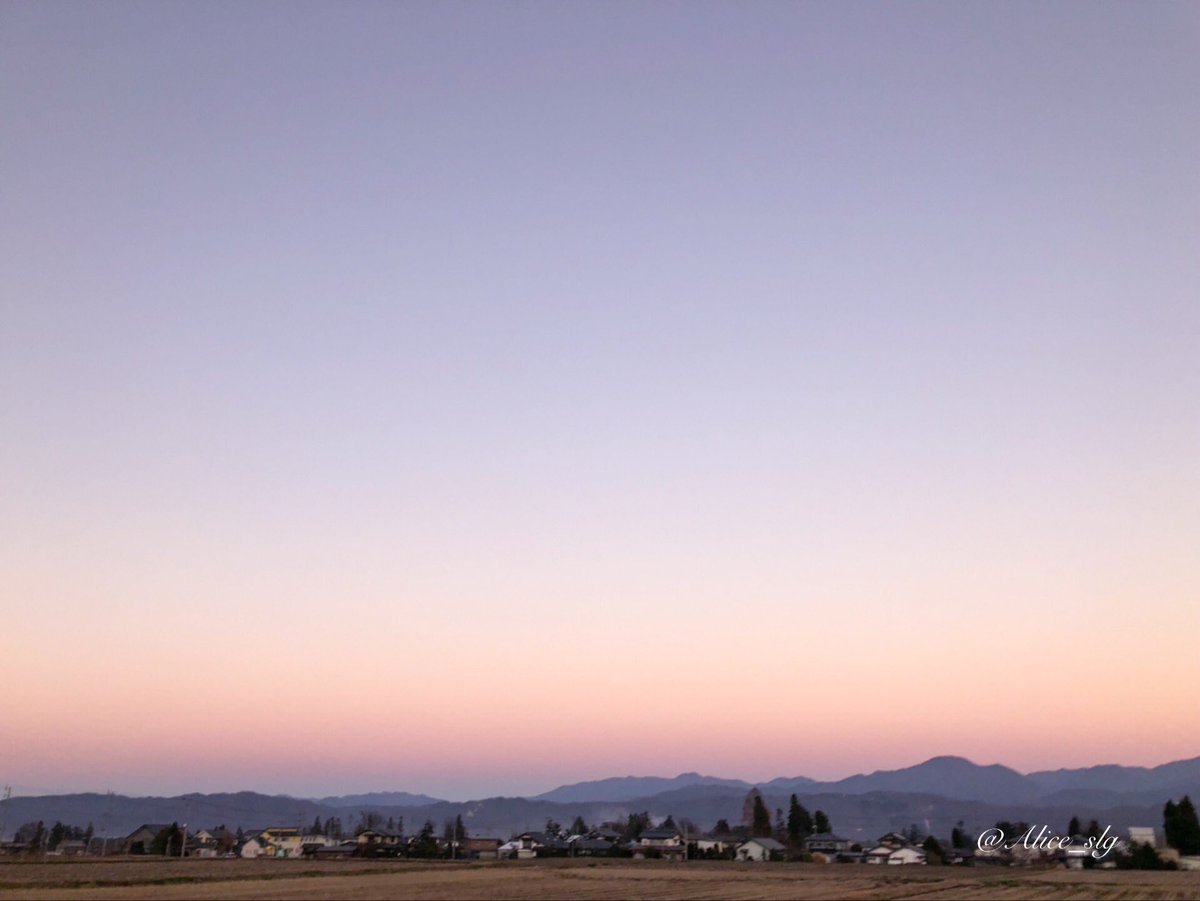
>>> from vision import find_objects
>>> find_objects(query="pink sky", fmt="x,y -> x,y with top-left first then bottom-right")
2,3 -> 1197,801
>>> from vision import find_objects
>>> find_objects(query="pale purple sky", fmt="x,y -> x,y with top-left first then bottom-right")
2,1 -> 1198,801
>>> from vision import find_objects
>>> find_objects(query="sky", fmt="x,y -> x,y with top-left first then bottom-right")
1,1 -> 1198,802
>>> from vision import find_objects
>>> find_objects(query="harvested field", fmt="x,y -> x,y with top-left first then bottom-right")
0,858 -> 1197,900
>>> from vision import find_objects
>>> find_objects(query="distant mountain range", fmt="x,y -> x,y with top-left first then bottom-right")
4,755 -> 1196,842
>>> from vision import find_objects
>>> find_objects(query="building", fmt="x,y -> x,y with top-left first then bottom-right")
460,838 -> 502,860
737,837 -> 785,862
805,832 -> 852,858
124,825 -> 171,855
633,827 -> 686,861
867,844 -> 926,865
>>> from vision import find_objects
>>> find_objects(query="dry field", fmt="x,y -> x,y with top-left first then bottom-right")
0,858 -> 1197,900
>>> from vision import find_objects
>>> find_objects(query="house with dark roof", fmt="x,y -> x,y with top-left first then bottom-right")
124,825 -> 171,855
738,837 -> 785,861
461,837 -> 502,859
804,832 -> 852,857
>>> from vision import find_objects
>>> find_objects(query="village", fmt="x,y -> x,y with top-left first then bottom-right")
11,813 -> 1185,871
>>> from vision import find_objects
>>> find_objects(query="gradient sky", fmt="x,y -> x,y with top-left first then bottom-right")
2,1 -> 1198,802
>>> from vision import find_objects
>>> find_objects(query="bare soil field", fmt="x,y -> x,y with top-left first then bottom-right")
0,858 -> 1197,900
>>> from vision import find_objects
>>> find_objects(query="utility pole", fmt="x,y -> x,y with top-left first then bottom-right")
101,791 -> 113,857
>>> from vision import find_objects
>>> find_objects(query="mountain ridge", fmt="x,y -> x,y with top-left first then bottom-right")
4,754 -> 1195,840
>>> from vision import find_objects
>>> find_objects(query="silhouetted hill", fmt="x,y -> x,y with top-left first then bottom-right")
533,772 -> 751,804
813,756 -> 1038,803
312,791 -> 443,808
4,755 -> 1196,841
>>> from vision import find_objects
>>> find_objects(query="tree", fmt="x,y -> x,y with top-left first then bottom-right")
570,816 -> 588,836
386,816 -> 394,831
621,812 -> 650,841
1165,795 -> 1200,855
662,815 -> 677,830
1067,816 -> 1081,837
410,821 -> 438,859
1164,800 -> 1178,846
544,818 -> 562,837
787,795 -> 814,844
950,821 -> 967,849
312,816 -> 323,836
150,823 -> 182,856
713,819 -> 731,836
994,820 -> 1029,838
83,822 -> 94,847
1122,842 -> 1176,870
48,822 -> 66,851
1085,819 -> 1102,840
454,815 -> 466,842
751,795 -> 773,838
921,835 -> 945,865
814,810 -> 831,835
742,789 -> 763,829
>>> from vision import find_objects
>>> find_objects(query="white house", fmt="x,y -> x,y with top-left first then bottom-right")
737,837 -> 785,862
866,845 -> 926,865
239,838 -> 265,859
694,836 -> 739,855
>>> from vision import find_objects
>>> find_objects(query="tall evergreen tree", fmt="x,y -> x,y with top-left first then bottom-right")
751,795 -> 773,838
814,810 -> 831,834
950,822 -> 967,849
1068,816 -> 1081,837
1164,800 -> 1179,849
312,816 -> 323,836
570,816 -> 588,835
787,795 -> 814,843
454,815 -> 466,842
1166,796 -> 1200,855
921,835 -> 945,865
742,789 -> 764,828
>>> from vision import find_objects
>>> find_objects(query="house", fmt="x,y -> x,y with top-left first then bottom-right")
633,827 -> 686,861
239,837 -> 266,858
255,827 -> 309,858
356,830 -> 404,847
312,842 -> 359,860
511,832 -> 551,859
568,837 -> 614,857
56,841 -> 88,857
638,827 -> 683,848
693,835 -> 739,855
867,844 -> 926,865
876,831 -> 910,849
191,829 -> 216,846
1128,827 -> 1159,848
737,837 -> 785,862
945,846 -> 975,866
461,838 -> 502,860
124,825 -> 171,855
354,830 -> 405,858
804,832 -> 852,858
